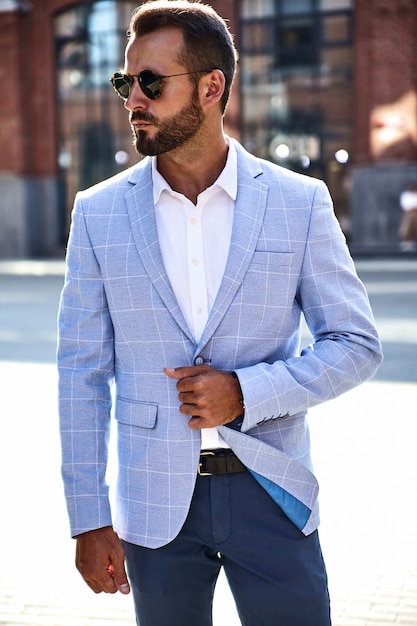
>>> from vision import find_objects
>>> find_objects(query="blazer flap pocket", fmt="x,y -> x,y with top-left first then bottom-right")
251,251 -> 294,266
115,397 -> 158,429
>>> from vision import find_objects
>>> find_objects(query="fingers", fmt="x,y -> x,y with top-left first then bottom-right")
163,364 -> 210,380
108,556 -> 131,595
76,526 -> 130,595
164,365 -> 243,428
164,365 -> 213,420
164,365 -> 213,421
188,415 -> 211,430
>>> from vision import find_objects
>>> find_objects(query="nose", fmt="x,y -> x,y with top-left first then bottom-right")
124,77 -> 148,112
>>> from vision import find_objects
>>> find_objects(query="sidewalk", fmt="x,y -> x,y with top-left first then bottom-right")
0,259 -> 416,625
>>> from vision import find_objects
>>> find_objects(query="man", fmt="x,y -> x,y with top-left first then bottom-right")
57,2 -> 382,625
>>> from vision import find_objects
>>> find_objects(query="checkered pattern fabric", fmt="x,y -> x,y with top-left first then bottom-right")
57,139 -> 382,545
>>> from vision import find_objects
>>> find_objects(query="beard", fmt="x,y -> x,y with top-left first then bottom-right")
130,87 -> 205,156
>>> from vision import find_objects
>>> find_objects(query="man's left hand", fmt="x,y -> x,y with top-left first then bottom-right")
164,365 -> 243,429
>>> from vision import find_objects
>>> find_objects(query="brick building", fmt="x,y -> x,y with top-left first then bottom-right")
0,0 -> 416,258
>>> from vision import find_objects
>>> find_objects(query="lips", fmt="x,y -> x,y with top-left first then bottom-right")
130,113 -> 156,127
132,121 -> 152,129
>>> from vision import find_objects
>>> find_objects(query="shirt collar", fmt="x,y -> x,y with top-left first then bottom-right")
152,138 -> 237,205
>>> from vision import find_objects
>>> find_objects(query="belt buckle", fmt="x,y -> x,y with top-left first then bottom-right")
198,450 -> 215,476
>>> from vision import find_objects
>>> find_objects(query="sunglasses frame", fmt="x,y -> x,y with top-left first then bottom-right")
110,68 -> 215,101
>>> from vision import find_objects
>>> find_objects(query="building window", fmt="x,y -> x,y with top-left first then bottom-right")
281,0 -> 313,15
277,17 -> 318,67
239,0 -> 353,230
241,0 -> 275,18
320,0 -> 352,10
54,1 -> 138,226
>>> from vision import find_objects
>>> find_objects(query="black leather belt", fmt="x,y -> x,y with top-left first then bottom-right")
198,449 -> 247,476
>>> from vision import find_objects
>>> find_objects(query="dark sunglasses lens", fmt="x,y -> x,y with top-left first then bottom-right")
138,70 -> 162,99
111,73 -> 132,100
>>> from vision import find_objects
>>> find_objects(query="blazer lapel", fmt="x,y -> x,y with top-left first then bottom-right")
125,161 -> 195,343
123,145 -> 268,350
198,145 -> 268,349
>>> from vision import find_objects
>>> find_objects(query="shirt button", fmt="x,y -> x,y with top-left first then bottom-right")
194,356 -> 204,366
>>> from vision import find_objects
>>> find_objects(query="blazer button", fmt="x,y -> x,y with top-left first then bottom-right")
194,356 -> 204,366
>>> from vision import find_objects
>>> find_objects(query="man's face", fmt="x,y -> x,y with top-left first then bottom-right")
130,84 -> 204,156
123,28 -> 205,157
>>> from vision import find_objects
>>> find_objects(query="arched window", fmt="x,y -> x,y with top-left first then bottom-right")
54,1 -> 138,227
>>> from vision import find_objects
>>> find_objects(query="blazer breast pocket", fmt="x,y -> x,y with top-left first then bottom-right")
115,397 -> 158,429
250,251 -> 294,267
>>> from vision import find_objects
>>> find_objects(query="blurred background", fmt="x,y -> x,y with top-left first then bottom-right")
1,0 -> 417,259
0,1 -> 416,625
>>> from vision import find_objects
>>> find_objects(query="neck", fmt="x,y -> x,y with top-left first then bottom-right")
156,131 -> 229,205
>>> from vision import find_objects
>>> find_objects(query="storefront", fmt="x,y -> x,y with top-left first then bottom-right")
0,0 -> 416,257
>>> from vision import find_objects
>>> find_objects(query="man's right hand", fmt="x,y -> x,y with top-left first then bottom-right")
75,526 -> 130,595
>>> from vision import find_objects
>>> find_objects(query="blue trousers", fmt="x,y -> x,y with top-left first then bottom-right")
123,470 -> 331,626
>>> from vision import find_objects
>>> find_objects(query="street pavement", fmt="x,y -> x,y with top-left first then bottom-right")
0,257 -> 416,626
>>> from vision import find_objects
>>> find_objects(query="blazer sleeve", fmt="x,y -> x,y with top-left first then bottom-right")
235,180 -> 383,430
57,194 -> 115,537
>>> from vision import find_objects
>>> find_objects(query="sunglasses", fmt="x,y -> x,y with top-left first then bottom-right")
110,68 -> 215,101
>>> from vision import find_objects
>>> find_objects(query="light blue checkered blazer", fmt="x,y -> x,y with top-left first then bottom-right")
58,138 -> 382,546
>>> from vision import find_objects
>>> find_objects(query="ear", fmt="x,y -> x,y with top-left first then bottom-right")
200,69 -> 225,109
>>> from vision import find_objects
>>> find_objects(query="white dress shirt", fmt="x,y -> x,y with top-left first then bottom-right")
152,141 -> 237,449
